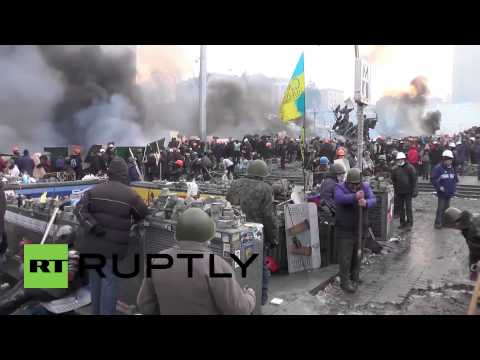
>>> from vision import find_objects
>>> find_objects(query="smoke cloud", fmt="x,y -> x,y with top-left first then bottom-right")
0,45 -> 302,154
0,45 -> 65,153
375,76 -> 441,137
38,45 -> 146,146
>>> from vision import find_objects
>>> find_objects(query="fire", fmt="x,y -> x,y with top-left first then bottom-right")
383,76 -> 429,99
136,45 -> 191,88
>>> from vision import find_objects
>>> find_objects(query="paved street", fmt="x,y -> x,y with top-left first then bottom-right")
264,193 -> 478,315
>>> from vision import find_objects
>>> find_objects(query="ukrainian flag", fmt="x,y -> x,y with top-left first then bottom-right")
280,53 -> 305,123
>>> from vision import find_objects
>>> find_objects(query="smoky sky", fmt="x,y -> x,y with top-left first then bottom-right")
38,45 -> 146,146
375,77 -> 441,137
0,45 -> 303,153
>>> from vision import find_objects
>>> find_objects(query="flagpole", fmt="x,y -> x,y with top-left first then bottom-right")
303,91 -> 307,196
303,52 -> 307,196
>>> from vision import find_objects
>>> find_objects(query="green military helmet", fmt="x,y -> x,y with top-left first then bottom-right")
330,162 -> 346,175
346,168 -> 362,184
175,208 -> 216,243
247,159 -> 269,178
443,207 -> 463,227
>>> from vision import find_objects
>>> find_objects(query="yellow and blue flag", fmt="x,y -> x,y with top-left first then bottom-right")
280,53 -> 305,123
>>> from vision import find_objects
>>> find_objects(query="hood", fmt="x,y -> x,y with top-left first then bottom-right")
108,156 -> 129,185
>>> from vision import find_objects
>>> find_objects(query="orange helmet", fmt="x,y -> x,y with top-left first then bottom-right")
336,147 -> 346,157
175,160 -> 184,167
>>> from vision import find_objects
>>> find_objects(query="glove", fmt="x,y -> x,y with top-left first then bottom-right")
91,224 -> 106,237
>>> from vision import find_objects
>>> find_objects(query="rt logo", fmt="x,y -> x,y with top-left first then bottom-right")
24,244 -> 69,289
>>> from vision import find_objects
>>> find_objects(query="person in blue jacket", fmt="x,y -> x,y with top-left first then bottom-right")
334,168 -> 377,293
431,150 -> 459,229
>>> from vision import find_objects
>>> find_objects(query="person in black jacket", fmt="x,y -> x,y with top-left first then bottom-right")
74,157 -> 149,315
391,152 -> 418,230
70,149 -> 83,180
18,149 -> 35,176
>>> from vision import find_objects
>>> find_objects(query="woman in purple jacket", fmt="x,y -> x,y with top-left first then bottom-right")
334,168 -> 377,293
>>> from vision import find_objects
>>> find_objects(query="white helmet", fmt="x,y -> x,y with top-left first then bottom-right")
396,152 -> 406,160
456,141 -> 461,145
442,150 -> 454,159
449,142 -> 456,148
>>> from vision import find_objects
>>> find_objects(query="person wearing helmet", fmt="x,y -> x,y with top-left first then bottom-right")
167,159 -> 184,182
226,160 -> 277,305
420,146 -> 431,180
233,140 -> 242,165
127,157 -> 141,182
443,207 -> 480,281
429,141 -> 443,169
69,148 -> 83,180
319,162 -> 346,212
391,152 -> 418,230
362,150 -> 375,177
277,138 -> 288,170
431,150 -> 459,229
241,138 -> 253,160
136,208 -> 256,315
334,146 -> 350,172
313,156 -> 330,186
454,140 -> 468,176
334,168 -> 377,293
105,142 -> 116,167
374,154 -> 391,179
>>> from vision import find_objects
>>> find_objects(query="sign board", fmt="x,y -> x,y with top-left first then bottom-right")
355,57 -> 371,105
284,203 -> 321,274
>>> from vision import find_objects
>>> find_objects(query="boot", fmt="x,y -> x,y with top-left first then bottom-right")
340,279 -> 357,293
351,271 -> 363,285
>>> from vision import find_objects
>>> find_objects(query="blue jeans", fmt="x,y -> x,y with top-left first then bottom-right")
88,259 -> 118,315
435,196 -> 451,227
12,303 -> 52,315
262,247 -> 271,306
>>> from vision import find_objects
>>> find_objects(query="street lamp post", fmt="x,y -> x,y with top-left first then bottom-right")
199,45 -> 207,142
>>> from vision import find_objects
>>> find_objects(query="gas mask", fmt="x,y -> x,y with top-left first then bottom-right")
397,160 -> 406,167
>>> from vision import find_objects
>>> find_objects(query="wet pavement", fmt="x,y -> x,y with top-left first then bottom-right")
265,193 -> 479,315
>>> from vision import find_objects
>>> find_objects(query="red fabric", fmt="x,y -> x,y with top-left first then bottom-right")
407,148 -> 420,165
265,256 -> 279,273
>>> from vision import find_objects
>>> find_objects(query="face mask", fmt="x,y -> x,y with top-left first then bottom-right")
337,174 -> 345,182
397,160 -> 405,166
444,159 -> 453,168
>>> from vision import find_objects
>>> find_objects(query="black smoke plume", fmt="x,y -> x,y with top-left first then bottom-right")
38,45 -> 146,146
